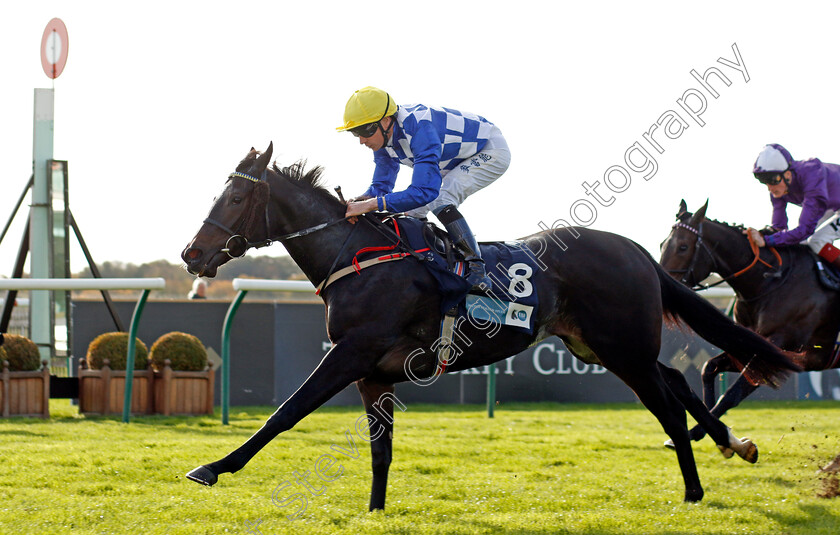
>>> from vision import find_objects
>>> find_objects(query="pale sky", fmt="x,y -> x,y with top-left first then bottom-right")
2,2 -> 837,277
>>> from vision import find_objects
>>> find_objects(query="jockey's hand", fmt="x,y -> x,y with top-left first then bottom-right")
345,198 -> 378,222
348,194 -> 373,203
743,227 -> 766,247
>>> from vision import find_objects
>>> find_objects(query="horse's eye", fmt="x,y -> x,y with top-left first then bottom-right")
232,197 -> 242,205
678,244 -> 688,252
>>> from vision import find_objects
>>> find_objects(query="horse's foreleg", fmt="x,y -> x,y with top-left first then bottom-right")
187,341 -> 375,486
356,379 -> 395,511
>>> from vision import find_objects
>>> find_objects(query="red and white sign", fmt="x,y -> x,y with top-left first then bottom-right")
40,18 -> 69,79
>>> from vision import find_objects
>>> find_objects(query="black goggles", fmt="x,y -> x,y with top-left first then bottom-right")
754,171 -> 784,185
349,121 -> 380,138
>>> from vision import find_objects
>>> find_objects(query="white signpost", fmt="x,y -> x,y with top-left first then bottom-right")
31,19 -> 69,361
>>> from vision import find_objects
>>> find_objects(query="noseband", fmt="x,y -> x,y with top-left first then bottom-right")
202,170 -> 348,259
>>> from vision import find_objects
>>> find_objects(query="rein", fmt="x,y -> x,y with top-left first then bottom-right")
733,230 -> 783,277
669,221 -> 783,291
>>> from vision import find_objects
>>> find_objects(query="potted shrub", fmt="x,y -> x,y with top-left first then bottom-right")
78,332 -> 154,415
0,334 -> 50,418
149,332 -> 214,415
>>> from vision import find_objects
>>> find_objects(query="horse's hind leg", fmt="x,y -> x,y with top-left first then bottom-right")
683,357 -> 760,443
356,379 -> 396,511
658,363 -> 758,463
610,361 -> 704,502
659,363 -> 729,443
671,352 -> 753,443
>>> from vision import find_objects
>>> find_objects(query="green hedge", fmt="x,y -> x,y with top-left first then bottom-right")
0,334 -> 41,372
86,332 -> 148,370
150,332 -> 208,371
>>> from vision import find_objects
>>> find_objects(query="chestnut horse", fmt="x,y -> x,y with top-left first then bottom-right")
181,144 -> 798,507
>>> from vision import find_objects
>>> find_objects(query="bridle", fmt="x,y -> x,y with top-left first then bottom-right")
202,170 -> 347,259
667,219 -> 782,291
666,221 -> 720,290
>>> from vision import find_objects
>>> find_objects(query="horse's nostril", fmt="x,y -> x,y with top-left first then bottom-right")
183,247 -> 201,262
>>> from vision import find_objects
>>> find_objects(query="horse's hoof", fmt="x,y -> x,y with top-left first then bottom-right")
663,439 -> 675,450
717,445 -> 735,459
186,466 -> 218,486
738,438 -> 758,464
819,455 -> 840,473
684,488 -> 704,502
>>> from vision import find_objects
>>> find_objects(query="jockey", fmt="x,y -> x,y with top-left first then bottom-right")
337,86 -> 511,291
746,143 -> 840,269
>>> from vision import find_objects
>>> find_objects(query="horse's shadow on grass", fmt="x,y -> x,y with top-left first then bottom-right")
0,429 -> 48,437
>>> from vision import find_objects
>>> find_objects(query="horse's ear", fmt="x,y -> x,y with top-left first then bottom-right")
690,199 -> 709,225
254,142 -> 274,174
677,199 -> 688,218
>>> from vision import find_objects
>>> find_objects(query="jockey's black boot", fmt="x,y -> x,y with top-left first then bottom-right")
435,204 -> 492,291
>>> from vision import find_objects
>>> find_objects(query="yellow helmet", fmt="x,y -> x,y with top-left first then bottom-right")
336,86 -> 397,131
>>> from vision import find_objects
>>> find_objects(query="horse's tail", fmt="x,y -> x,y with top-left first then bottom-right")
652,257 -> 801,387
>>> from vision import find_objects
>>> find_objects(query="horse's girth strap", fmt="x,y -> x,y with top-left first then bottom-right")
435,311 -> 458,377
315,253 -> 411,295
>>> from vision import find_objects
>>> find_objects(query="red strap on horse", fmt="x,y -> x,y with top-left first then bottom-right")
351,218 -> 429,274
315,218 -> 432,294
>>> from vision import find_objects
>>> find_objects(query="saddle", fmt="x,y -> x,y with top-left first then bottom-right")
388,215 -> 540,333
420,220 -> 468,275
320,213 -> 539,333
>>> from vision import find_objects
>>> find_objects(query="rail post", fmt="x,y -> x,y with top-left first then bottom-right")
220,279 -> 315,424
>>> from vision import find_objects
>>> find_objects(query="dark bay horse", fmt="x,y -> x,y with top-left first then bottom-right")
660,199 -> 840,441
181,144 -> 799,506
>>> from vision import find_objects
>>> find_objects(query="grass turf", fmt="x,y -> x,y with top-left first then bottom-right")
0,400 -> 838,534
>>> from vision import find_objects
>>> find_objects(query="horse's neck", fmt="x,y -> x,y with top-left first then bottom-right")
266,182 -> 354,288
708,225 -> 773,292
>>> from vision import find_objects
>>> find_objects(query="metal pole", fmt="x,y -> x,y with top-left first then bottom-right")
722,297 -> 737,394
0,221 -> 30,334
69,211 -> 125,332
221,290 -> 248,425
31,88 -> 55,363
0,175 -> 33,247
486,363 -> 496,418
122,289 -> 151,424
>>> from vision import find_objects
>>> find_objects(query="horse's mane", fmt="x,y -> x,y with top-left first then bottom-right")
237,149 -> 340,206
679,210 -> 747,233
273,160 -> 342,207
692,213 -> 811,255
706,218 -> 747,233
271,160 -> 324,189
